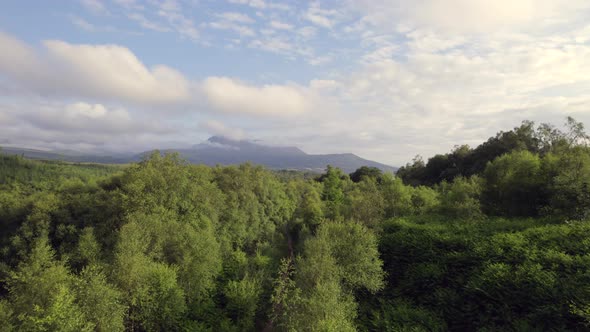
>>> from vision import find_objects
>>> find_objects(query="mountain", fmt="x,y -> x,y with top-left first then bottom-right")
152,136 -> 396,173
0,147 -> 132,164
1,137 -> 397,174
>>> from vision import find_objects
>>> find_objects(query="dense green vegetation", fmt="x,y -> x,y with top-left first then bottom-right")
2,117 -> 590,331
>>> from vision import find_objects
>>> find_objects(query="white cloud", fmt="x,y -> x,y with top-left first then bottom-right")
113,0 -> 143,10
308,55 -> 333,66
45,40 -> 191,103
199,120 -> 246,140
70,16 -> 97,31
26,102 -> 133,133
0,32 -> 191,105
352,0 -> 590,35
249,38 -> 293,54
297,26 -> 317,39
216,12 -> 255,24
304,2 -> 339,28
0,99 -> 182,154
361,45 -> 397,64
80,0 -> 109,14
269,20 -> 293,30
128,13 -> 171,32
209,21 -> 256,37
157,1 -> 199,40
208,12 -> 257,37
310,79 -> 339,91
227,0 -> 290,10
202,77 -> 312,116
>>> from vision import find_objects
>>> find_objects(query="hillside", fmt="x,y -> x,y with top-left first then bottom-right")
1,137 -> 397,173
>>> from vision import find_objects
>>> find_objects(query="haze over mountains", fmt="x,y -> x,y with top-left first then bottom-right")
1,136 -> 397,174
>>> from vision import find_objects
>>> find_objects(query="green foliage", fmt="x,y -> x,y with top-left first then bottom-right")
410,186 -> 439,215
3,118 -> 590,331
483,150 -> 542,216
381,175 -> 414,217
0,300 -> 14,332
439,176 -> 484,219
349,166 -> 383,183
362,300 -> 446,332
543,147 -> 590,219
373,217 -> 590,331
321,165 -> 346,220
282,221 -> 384,331
5,237 -> 93,332
0,153 -> 119,189
345,177 -> 385,228
223,275 -> 261,330
75,266 -> 125,332
397,118 -> 589,187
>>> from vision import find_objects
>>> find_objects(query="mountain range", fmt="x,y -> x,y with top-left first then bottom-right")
1,136 -> 397,174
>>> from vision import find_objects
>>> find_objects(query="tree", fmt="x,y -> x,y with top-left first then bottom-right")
411,186 -> 440,215
113,221 -> 187,331
349,166 -> 383,183
6,237 -> 93,332
321,165 -> 345,220
381,175 -> 414,218
543,147 -> 590,219
282,221 -> 384,331
345,177 -> 385,228
439,176 -> 484,219
565,116 -> 590,147
482,150 -> 543,216
74,266 -> 125,332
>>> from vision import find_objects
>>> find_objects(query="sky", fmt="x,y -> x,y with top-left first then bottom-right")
1,0 -> 590,166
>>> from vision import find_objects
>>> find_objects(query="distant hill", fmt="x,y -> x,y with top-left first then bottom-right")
1,137 -> 397,174
0,147 -> 132,164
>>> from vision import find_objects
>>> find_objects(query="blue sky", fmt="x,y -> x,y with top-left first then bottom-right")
1,0 -> 590,165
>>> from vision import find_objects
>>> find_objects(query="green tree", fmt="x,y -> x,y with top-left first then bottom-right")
321,165 -> 345,220
74,266 -> 125,332
6,237 -> 92,332
381,175 -> 414,217
113,221 -> 187,331
483,150 -> 542,216
345,177 -> 385,228
543,147 -> 590,219
439,176 -> 484,219
411,186 -> 440,215
349,166 -> 383,183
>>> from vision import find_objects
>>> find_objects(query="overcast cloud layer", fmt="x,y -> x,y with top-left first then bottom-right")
1,0 -> 590,165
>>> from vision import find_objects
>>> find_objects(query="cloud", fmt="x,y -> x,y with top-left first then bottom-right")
113,0 -> 143,10
216,12 -> 255,24
209,21 -> 256,37
227,0 -> 266,9
24,102 -> 133,134
0,99 -> 182,153
199,120 -> 246,140
128,13 -> 171,32
202,77 -> 312,116
227,0 -> 290,10
304,2 -> 341,28
80,0 -> 109,15
307,55 -> 333,66
209,11 -> 257,36
156,1 -> 199,40
0,32 -> 191,105
0,32 -> 329,120
269,20 -> 293,30
297,26 -> 317,39
248,37 -> 293,54
70,16 -> 98,31
352,0 -> 590,34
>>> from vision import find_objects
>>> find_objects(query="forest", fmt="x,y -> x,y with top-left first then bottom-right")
1,117 -> 590,331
